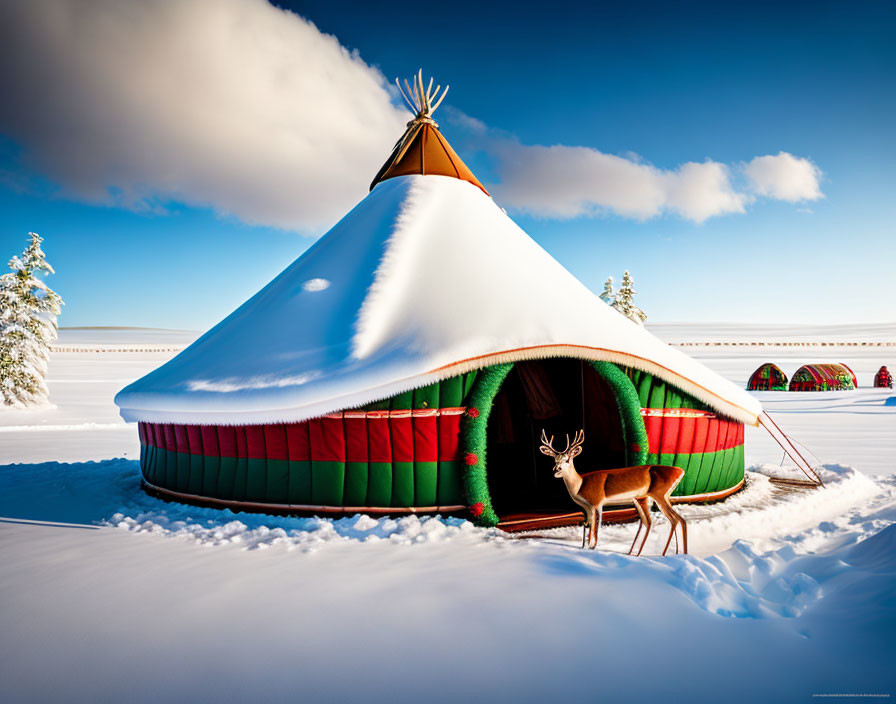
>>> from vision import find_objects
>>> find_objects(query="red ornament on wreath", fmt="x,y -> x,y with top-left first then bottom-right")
471,502 -> 485,518
467,407 -> 480,419
464,452 -> 478,466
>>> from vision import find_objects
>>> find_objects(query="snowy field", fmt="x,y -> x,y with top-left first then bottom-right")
2,325 -> 895,702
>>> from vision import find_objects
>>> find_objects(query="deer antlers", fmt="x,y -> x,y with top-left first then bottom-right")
540,429 -> 585,456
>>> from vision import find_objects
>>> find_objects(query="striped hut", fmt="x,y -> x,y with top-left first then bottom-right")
115,72 -> 763,528
788,363 -> 856,392
747,363 -> 788,391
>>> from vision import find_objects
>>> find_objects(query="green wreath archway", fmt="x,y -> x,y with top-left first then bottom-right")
460,359 -> 648,526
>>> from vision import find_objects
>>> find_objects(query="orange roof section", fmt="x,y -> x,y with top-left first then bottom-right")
370,121 -> 489,195
370,71 -> 489,196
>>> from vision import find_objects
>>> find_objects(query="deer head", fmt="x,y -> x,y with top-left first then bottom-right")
539,429 -> 585,478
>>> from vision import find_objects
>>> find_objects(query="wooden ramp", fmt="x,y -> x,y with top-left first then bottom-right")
497,506 -> 639,533
500,476 -> 817,536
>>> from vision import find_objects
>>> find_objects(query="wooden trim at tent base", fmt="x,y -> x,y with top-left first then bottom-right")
497,479 -> 745,533
141,480 -> 466,517
671,478 -> 745,504
142,477 -> 744,527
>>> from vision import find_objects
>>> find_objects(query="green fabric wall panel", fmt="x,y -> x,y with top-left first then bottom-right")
217,456 -> 237,500
201,455 -> 220,498
390,390 -> 414,409
367,462 -> 392,506
413,382 -> 440,409
189,454 -> 204,495
391,462 -> 414,507
439,375 -> 464,407
288,460 -> 312,504
311,460 -> 345,505
233,456 -> 248,501
265,460 -> 289,503
437,460 -> 464,505
414,462 -> 438,505
462,370 -> 479,400
343,460 -> 368,505
726,445 -> 745,489
141,442 -> 154,484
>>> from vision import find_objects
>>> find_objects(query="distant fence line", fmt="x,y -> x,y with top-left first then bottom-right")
672,341 -> 896,347
49,341 -> 894,355
50,346 -> 188,353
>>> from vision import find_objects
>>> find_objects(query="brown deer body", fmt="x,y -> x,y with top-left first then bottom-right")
540,430 -> 688,555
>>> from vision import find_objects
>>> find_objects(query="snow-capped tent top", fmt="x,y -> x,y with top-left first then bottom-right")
114,74 -> 761,428
369,71 -> 488,196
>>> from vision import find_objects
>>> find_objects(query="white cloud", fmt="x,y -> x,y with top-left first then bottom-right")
0,0 -> 407,231
489,141 -> 749,223
743,152 -> 824,202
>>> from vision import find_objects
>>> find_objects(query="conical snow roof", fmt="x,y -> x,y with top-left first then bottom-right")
115,172 -> 761,426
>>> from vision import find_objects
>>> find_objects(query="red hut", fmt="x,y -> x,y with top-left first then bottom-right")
875,366 -> 893,388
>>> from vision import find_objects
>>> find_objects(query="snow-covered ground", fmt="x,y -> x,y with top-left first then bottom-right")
2,325 -> 895,702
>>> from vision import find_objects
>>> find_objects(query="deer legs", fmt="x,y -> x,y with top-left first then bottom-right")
654,494 -> 688,556
628,496 -> 652,556
585,506 -> 603,549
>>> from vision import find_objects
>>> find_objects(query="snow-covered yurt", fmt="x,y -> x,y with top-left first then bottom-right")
115,74 -> 763,529
788,363 -> 856,392
747,363 -> 788,391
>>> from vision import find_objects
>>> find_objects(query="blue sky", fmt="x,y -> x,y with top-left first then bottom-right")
0,0 -> 893,330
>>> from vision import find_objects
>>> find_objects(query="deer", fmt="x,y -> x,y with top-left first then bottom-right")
539,429 -> 688,556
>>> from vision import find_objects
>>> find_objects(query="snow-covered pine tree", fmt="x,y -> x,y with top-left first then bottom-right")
611,270 -> 647,326
0,232 -> 64,406
599,275 -> 615,305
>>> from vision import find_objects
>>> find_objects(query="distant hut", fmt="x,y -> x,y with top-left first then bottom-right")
747,363 -> 788,391
788,364 -> 856,392
875,366 -> 893,388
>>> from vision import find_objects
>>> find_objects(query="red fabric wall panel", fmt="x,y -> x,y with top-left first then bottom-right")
264,424 -> 288,461
217,425 -> 238,458
163,424 -> 177,452
186,426 -> 203,455
703,416 -> 720,458
690,415 -> 710,455
438,414 -> 462,462
344,417 -> 369,463
643,415 -> 662,456
413,415 -> 438,463
390,416 -> 414,463
201,425 -> 219,456
285,422 -> 311,461
173,424 -> 190,454
245,425 -> 267,459
235,425 -> 248,457
309,418 -> 345,462
367,415 -> 392,463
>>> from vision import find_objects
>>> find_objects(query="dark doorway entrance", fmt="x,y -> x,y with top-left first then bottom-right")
485,358 -> 626,518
